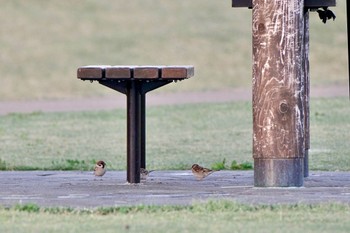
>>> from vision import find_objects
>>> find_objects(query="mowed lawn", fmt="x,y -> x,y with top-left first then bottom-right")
1,201 -> 350,233
0,0 -> 348,101
1,1 -> 347,171
0,97 -> 348,171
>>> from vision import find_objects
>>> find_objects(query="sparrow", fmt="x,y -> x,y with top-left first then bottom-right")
140,168 -> 154,180
191,164 -> 215,180
316,7 -> 336,24
93,160 -> 106,177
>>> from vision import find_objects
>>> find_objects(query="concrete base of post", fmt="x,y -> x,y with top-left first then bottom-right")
254,158 -> 304,187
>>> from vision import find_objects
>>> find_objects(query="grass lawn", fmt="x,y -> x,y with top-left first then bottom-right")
0,201 -> 350,233
0,0 -> 348,101
0,97 -> 348,171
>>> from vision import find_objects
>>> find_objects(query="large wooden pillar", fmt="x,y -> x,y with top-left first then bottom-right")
252,0 -> 305,187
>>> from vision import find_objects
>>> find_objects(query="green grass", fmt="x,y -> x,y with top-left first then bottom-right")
0,0 -> 347,101
308,97 -> 350,171
211,158 -> 253,170
0,201 -> 349,233
0,97 -> 348,171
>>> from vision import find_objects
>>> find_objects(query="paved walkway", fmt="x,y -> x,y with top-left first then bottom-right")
1,171 -> 349,208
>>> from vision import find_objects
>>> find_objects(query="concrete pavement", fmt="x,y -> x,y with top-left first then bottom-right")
1,170 -> 349,208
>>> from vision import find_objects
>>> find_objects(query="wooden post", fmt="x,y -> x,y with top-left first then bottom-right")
252,0 -> 305,187
303,10 -> 310,178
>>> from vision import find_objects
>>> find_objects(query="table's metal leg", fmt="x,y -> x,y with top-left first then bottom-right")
141,94 -> 146,169
126,82 -> 141,183
99,79 -> 173,183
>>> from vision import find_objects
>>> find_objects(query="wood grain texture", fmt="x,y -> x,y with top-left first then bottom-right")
134,66 -> 159,79
105,66 -> 132,79
77,66 -> 110,79
161,66 -> 194,79
303,12 -> 310,151
302,10 -> 310,177
252,0 -> 305,159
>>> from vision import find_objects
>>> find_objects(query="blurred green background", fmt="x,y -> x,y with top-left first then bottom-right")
0,0 -> 347,101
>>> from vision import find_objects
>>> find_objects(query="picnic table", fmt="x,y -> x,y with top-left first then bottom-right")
77,65 -> 194,183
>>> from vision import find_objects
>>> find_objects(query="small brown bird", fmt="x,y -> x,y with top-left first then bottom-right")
191,164 -> 215,180
140,168 -> 154,180
94,160 -> 106,177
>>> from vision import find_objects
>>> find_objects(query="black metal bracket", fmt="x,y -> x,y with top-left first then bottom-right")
99,79 -> 173,95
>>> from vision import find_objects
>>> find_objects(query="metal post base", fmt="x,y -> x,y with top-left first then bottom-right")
254,158 -> 304,187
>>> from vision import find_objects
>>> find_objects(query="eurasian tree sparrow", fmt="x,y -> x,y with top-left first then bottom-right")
140,168 -> 154,180
94,160 -> 106,177
191,164 -> 215,180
